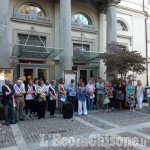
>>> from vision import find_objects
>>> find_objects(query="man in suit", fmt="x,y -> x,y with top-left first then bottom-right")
1,79 -> 16,126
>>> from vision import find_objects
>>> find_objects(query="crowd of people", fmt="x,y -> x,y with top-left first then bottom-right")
1,76 -> 148,126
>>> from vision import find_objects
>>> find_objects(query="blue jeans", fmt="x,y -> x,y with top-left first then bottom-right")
3,101 -> 14,123
88,96 -> 94,111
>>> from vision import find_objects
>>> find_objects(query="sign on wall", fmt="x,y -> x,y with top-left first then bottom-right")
13,11 -> 50,24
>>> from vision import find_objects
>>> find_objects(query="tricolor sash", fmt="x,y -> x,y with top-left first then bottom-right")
33,84 -> 38,90
38,86 -> 46,93
27,85 -> 35,99
14,85 -> 22,92
60,84 -> 65,92
50,86 -> 56,97
50,86 -> 58,108
4,84 -> 16,107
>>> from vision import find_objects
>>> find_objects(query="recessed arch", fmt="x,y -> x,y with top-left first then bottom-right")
117,18 -> 130,32
18,3 -> 46,17
72,13 -> 92,25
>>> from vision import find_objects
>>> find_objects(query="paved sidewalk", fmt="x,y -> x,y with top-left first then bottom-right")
0,104 -> 150,150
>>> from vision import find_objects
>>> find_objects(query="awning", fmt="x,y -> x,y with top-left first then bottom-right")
12,44 -> 64,59
73,49 -> 102,62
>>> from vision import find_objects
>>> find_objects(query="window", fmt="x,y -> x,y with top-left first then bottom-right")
117,21 -> 128,31
19,3 -> 45,17
18,34 -> 46,46
72,13 -> 91,25
73,43 -> 90,51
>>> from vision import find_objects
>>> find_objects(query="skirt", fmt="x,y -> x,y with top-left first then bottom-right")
116,93 -> 124,101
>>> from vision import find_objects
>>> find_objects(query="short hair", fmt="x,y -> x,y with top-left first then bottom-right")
28,79 -> 33,83
17,80 -> 22,83
71,79 -> 75,83
18,77 -> 23,80
34,78 -> 38,83
51,80 -> 56,85
46,79 -> 49,83
5,78 -> 10,84
38,79 -> 44,85
59,78 -> 64,84
98,77 -> 102,80
105,81 -> 109,85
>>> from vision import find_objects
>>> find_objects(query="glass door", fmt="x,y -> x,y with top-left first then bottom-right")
23,69 -> 33,85
79,70 -> 87,85
38,69 -> 47,82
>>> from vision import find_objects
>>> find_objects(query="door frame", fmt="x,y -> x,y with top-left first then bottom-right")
78,67 -> 99,84
20,64 -> 49,80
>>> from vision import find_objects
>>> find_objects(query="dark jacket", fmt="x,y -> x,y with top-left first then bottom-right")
1,84 -> 15,105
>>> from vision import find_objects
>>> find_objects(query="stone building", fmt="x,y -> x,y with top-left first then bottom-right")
0,0 -> 147,88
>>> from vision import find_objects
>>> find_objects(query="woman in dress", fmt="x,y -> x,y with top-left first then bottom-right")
104,81 -> 112,112
37,79 -> 46,119
44,80 -> 51,111
78,82 -> 87,115
33,78 -> 39,115
58,78 -> 66,114
126,80 -> 135,111
49,80 -> 57,118
136,80 -> 144,111
116,80 -> 125,110
25,79 -> 35,120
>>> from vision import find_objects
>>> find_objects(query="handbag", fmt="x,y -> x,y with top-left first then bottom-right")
103,97 -> 110,105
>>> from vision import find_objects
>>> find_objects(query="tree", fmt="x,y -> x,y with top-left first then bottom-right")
100,42 -> 146,81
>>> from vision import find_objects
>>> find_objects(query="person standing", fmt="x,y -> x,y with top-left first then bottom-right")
2,79 -> 16,125
116,80 -> 125,110
67,79 -> 76,112
78,82 -> 87,115
96,77 -> 104,109
104,81 -> 112,112
126,80 -> 135,111
58,78 -> 66,114
44,80 -> 51,111
86,79 -> 95,111
136,80 -> 144,111
14,80 -> 26,122
147,86 -> 150,110
37,80 -> 46,119
49,80 -> 57,118
25,79 -> 35,120
18,77 -> 25,89
33,78 -> 39,115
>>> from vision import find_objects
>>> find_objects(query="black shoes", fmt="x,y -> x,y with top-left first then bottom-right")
5,122 -> 9,126
10,121 -> 16,124
19,118 -> 25,121
15,119 -> 18,123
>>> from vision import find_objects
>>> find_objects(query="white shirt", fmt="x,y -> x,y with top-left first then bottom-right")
44,84 -> 51,95
136,86 -> 144,98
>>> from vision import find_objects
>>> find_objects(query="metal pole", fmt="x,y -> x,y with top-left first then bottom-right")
143,0 -> 149,86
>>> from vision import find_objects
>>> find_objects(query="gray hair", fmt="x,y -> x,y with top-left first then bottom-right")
17,80 -> 22,83
5,78 -> 10,84
51,80 -> 56,85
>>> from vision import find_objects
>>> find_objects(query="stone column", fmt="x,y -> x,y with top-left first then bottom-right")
99,12 -> 107,80
59,0 -> 72,78
107,0 -> 120,45
0,0 -> 10,68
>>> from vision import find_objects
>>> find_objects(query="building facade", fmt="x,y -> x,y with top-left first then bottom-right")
0,0 -> 147,88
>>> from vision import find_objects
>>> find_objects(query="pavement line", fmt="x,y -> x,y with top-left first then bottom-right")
11,124 -> 30,150
87,114 -> 119,128
0,146 -> 18,150
74,116 -> 105,134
